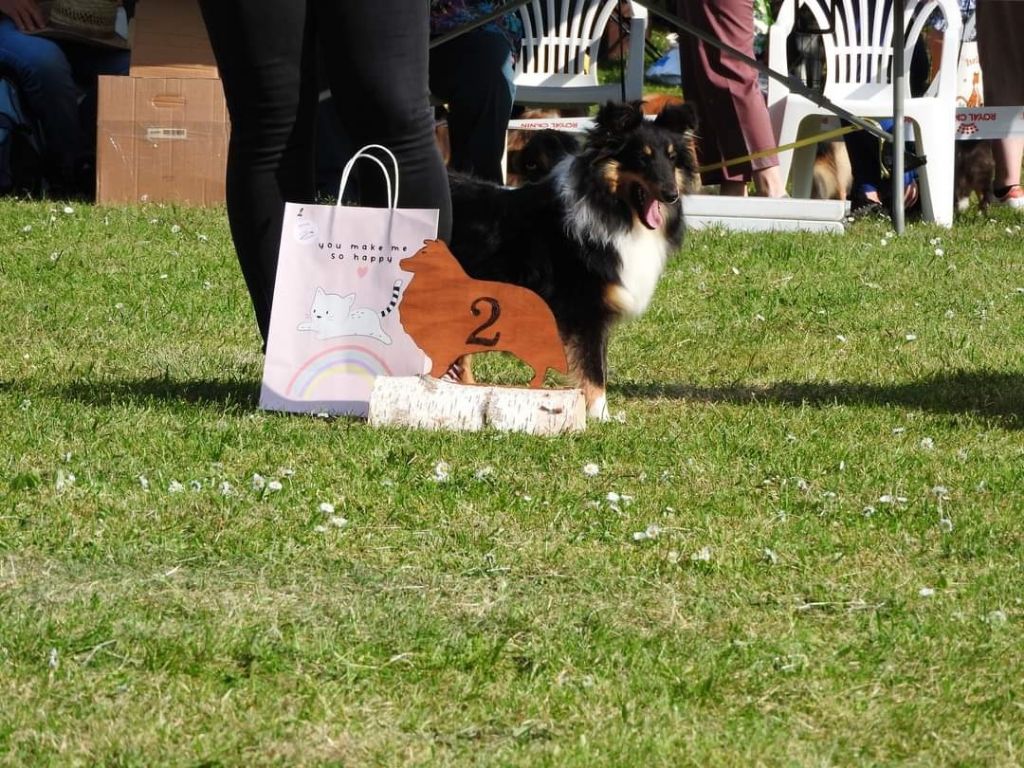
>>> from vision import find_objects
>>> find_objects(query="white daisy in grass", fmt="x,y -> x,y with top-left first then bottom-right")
836,334 -> 847,343
905,333 -> 917,341
986,609 -> 1008,626
138,475 -> 149,491
862,506 -> 876,517
691,546 -> 712,563
935,247 -> 944,257
892,427 -> 906,435
170,224 -> 181,234
279,468 -> 295,478
314,524 -> 328,533
21,224 -> 31,232
763,548 -> 779,565
931,485 -> 950,499
938,514 -> 954,533
266,480 -> 283,493
63,206 -> 74,214
167,480 -> 184,493
328,516 -> 348,528
919,437 -> 935,450
878,494 -> 908,505
474,466 -> 495,480
189,480 -> 202,492
319,502 -> 335,515
431,461 -> 450,482
219,481 -> 233,496
55,470 -> 75,492
919,587 -> 935,598
666,550 -> 681,564
582,463 -> 600,477
251,473 -> 266,491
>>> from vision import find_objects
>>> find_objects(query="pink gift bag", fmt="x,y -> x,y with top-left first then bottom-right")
259,145 -> 439,416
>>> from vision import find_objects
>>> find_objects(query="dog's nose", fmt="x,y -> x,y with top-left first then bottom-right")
660,186 -> 680,204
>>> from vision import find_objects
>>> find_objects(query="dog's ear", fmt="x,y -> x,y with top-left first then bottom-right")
593,101 -> 645,135
654,102 -> 699,137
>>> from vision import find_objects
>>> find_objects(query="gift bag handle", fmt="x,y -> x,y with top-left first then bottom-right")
337,144 -> 400,210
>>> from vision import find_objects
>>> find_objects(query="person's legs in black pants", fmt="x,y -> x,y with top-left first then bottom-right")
316,0 -> 452,222
429,28 -> 515,184
198,0 -> 318,344
198,0 -> 451,345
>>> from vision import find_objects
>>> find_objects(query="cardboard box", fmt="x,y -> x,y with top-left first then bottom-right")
129,0 -> 219,79
96,75 -> 228,205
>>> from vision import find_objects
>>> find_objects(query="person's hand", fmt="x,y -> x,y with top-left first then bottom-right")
0,0 -> 45,32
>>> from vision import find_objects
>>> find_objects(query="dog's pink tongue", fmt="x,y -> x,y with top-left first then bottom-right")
642,198 -> 663,229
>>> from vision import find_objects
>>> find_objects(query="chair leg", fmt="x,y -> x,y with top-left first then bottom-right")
914,118 -> 955,227
771,107 -> 818,197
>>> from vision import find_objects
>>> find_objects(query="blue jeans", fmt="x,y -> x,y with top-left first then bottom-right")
0,17 -> 128,183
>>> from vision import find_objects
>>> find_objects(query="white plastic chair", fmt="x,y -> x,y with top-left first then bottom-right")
513,0 -> 648,106
767,0 -> 961,226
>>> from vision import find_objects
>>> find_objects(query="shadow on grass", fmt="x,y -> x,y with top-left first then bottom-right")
58,376 -> 260,409
613,369 -> 1024,429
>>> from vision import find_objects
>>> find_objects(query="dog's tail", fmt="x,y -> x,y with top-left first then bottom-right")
380,279 -> 403,318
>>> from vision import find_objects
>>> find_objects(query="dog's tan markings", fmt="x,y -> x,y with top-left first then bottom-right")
580,379 -> 607,418
603,283 -> 633,315
564,339 -> 607,415
643,145 -> 653,156
676,167 -> 698,194
614,169 -> 648,200
601,160 -> 621,193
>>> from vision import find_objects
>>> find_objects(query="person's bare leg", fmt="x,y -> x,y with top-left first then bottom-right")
752,165 -> 786,197
720,180 -> 749,196
992,138 -> 1024,189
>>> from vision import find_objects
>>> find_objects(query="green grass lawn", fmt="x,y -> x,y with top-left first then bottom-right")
1,198 -> 1023,766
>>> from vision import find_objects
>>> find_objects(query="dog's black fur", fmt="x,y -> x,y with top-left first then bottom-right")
446,101 -> 698,418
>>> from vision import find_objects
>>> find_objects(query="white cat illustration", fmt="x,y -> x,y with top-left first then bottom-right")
297,281 -> 402,344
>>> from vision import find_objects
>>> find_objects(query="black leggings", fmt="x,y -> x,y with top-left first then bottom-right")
198,0 -> 452,343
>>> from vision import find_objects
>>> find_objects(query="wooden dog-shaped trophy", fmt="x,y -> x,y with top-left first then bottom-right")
399,240 -> 568,387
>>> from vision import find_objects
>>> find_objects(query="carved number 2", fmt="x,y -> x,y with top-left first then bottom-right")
466,297 -> 501,347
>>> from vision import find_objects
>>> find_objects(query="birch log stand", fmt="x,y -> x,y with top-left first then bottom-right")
368,240 -> 586,435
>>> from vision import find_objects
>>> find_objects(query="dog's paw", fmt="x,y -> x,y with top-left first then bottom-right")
587,395 -> 610,421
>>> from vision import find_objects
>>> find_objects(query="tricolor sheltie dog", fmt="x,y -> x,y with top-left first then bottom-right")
447,100 -> 698,419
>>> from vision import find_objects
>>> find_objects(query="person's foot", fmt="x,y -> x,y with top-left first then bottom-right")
850,193 -> 891,220
992,184 -> 1024,210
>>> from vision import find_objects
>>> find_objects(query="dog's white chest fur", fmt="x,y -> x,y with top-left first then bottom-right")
612,224 -> 670,317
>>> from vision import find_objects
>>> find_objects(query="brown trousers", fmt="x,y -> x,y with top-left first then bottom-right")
976,1 -> 1024,107
676,0 -> 779,184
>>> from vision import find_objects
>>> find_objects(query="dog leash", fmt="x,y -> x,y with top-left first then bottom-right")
696,122 -> 862,175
